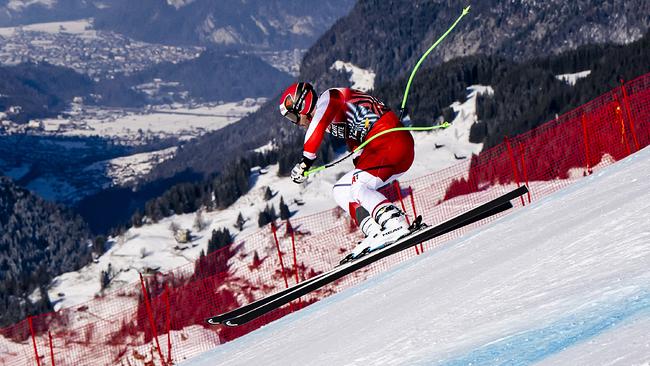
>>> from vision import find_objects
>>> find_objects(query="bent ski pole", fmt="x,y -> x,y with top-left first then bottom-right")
399,5 -> 471,121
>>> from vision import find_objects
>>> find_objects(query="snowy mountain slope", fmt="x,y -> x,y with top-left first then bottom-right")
46,86 -> 487,312
182,149 -> 650,365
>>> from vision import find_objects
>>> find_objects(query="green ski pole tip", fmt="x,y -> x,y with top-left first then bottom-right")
462,5 -> 471,15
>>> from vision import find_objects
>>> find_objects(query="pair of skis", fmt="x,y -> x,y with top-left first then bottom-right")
207,185 -> 529,327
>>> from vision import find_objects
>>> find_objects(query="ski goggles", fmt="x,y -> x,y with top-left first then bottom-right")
280,95 -> 301,124
280,88 -> 311,124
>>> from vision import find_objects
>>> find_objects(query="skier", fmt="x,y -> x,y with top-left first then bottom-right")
279,82 -> 415,259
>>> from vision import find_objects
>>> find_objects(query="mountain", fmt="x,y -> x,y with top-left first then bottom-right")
0,176 -> 94,326
92,0 -> 356,50
0,62 -> 95,123
117,50 -> 292,103
140,0 -> 650,184
0,61 -> 146,123
301,0 -> 650,87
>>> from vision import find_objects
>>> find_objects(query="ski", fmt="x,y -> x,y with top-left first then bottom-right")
206,217 -> 425,325
207,185 -> 528,326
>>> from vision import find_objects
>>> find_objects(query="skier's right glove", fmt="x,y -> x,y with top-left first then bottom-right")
291,157 -> 314,184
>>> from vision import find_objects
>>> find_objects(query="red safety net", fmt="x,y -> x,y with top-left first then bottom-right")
1,74 -> 649,365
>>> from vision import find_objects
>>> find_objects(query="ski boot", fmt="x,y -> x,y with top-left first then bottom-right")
340,204 -> 411,264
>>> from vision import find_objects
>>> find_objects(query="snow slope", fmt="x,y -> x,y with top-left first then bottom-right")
183,147 -> 650,365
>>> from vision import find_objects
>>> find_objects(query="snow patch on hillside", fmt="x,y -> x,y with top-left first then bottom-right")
556,70 -> 591,86
402,85 -> 490,181
83,147 -> 178,187
331,61 -> 375,92
6,0 -> 55,12
0,18 -> 95,38
42,98 -> 265,143
166,0 -> 196,10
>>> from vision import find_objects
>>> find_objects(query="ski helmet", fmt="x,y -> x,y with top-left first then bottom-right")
279,82 -> 317,123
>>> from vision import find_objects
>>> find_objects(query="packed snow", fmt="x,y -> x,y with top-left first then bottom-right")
183,147 -> 650,366
555,70 -> 592,86
331,61 -> 376,92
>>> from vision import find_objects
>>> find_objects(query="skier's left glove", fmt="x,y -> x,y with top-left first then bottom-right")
291,157 -> 314,184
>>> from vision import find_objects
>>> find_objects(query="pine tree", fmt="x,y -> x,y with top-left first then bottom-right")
264,186 -> 273,201
235,212 -> 246,231
207,228 -> 232,254
279,196 -> 290,220
257,204 -> 277,227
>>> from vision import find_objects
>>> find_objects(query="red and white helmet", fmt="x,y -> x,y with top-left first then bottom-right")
279,82 -> 317,123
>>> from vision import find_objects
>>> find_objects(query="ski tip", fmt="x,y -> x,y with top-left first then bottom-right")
206,317 -> 222,325
223,319 -> 239,327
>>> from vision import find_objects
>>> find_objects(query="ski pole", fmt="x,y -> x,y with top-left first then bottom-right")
399,5 -> 471,121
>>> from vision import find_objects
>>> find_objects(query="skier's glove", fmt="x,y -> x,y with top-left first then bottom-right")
291,157 -> 314,184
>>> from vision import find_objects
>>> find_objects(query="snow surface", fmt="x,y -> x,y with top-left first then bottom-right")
0,18 -> 95,38
6,0 -> 55,12
83,146 -> 178,187
41,98 -> 265,143
555,70 -> 592,86
331,61 -> 376,92
182,147 -> 650,365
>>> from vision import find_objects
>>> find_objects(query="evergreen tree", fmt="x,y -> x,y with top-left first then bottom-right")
264,186 -> 273,201
235,212 -> 246,231
257,204 -> 277,227
207,228 -> 233,254
279,196 -> 290,220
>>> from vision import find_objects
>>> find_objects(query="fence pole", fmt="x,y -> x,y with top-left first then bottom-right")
286,220 -> 304,308
139,273 -> 167,366
164,285 -> 172,365
518,143 -> 532,204
270,223 -> 290,288
620,80 -> 640,151
581,112 -> 593,175
286,220 -> 301,285
393,181 -> 420,255
505,136 -> 525,206
28,317 -> 41,366
408,186 -> 424,253
613,97 -> 632,156
48,331 -> 55,366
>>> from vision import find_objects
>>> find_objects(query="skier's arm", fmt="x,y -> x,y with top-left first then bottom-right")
302,90 -> 339,160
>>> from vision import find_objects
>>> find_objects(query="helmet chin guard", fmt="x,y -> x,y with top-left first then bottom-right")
279,82 -> 317,123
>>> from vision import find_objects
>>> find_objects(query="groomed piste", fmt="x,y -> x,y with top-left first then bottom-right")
184,147 -> 650,366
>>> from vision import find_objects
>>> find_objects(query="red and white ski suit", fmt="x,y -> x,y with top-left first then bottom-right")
303,88 -> 414,222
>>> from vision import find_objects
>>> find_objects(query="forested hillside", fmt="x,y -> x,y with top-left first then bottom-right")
0,177 -> 94,326
119,32 -> 650,237
145,0 -> 649,184
116,50 -> 292,103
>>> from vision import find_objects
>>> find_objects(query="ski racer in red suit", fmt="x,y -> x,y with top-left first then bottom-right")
279,82 -> 414,259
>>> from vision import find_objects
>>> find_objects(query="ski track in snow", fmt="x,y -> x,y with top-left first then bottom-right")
182,146 -> 650,365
